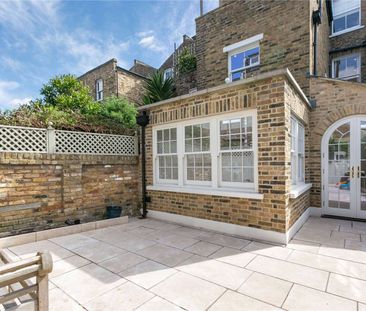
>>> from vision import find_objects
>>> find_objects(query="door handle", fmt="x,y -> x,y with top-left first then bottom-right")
358,166 -> 360,178
351,166 -> 355,178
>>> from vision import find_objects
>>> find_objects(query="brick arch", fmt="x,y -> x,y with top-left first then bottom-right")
313,104 -> 366,140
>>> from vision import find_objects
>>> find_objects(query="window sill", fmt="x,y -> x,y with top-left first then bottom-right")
147,185 -> 264,200
329,25 -> 364,38
289,183 -> 312,199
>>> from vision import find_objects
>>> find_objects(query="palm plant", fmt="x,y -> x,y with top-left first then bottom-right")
143,71 -> 175,105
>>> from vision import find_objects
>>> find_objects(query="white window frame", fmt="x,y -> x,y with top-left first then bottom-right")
96,79 -> 104,101
227,43 -> 260,82
331,0 -> 362,36
183,121 -> 212,186
332,54 -> 361,82
163,68 -> 174,81
155,126 -> 178,185
152,110 -> 258,193
291,117 -> 305,186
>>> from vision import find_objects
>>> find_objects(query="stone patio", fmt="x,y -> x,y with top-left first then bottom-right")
4,216 -> 366,310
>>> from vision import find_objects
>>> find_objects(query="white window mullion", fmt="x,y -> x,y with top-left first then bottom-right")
211,119 -> 219,188
177,125 -> 184,187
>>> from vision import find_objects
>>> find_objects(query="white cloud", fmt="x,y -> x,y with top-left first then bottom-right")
0,56 -> 23,72
138,34 -> 164,52
0,81 -> 32,110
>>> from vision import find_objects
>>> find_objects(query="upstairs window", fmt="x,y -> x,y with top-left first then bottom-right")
163,68 -> 173,80
332,54 -> 361,82
332,0 -> 361,34
229,47 -> 260,82
96,79 -> 104,101
223,34 -> 263,83
291,117 -> 305,185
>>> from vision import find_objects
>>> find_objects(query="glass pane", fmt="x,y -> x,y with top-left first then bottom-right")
232,168 -> 242,183
170,128 -> 177,140
245,47 -> 259,58
202,137 -> 210,151
185,139 -> 192,152
185,126 -> 192,139
166,168 -> 172,179
187,155 -> 195,167
171,141 -> 177,153
222,153 -> 231,167
157,130 -> 163,142
187,168 -> 194,180
165,156 -> 172,167
163,142 -> 169,153
203,168 -> 211,181
203,154 -> 211,167
220,121 -> 230,135
172,168 -> 178,179
231,134 -> 240,149
232,152 -> 243,167
172,155 -> 178,167
157,142 -> 163,154
231,71 -> 242,81
243,168 -> 254,183
195,154 -> 203,167
193,138 -> 201,152
221,135 -> 230,150
222,168 -> 231,182
361,121 -> 366,142
242,133 -> 252,149
159,156 -> 164,167
231,52 -> 245,71
163,129 -> 170,141
194,168 -> 203,181
347,11 -> 359,28
159,168 -> 165,179
193,125 -> 201,138
243,151 -> 254,166
230,119 -> 241,134
202,123 -> 210,137
333,16 -> 345,33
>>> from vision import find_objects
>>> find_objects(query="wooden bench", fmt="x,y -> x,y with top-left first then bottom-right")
0,250 -> 53,311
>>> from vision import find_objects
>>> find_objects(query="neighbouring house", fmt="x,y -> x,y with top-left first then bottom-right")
137,0 -> 366,244
79,58 -> 156,106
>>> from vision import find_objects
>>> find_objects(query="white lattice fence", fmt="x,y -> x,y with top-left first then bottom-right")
55,130 -> 138,155
0,125 -> 47,153
0,125 -> 138,155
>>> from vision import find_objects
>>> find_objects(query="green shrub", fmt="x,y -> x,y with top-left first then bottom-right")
177,47 -> 197,74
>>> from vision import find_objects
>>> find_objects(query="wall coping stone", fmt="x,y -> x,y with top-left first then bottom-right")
138,68 -> 311,111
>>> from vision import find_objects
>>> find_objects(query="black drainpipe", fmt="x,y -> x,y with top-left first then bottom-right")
312,0 -> 322,76
136,110 -> 150,218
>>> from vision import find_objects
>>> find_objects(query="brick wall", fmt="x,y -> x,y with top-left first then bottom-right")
0,153 -> 139,237
309,77 -> 366,208
79,59 -> 118,101
79,58 -> 147,105
117,70 -> 146,106
144,71 -> 310,233
195,0 -> 313,94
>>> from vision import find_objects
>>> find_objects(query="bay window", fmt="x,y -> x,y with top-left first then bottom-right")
332,0 -> 361,35
152,111 -> 258,195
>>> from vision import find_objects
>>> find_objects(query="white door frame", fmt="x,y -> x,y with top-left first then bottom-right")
321,115 -> 366,218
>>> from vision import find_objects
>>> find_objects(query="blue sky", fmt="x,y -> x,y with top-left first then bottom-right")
0,0 -> 219,110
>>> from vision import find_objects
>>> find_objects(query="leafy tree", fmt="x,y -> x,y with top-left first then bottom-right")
143,71 -> 175,105
100,96 -> 137,128
39,74 -> 99,113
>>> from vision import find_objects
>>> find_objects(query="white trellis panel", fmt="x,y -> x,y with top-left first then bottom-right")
0,125 -> 47,153
55,130 -> 138,155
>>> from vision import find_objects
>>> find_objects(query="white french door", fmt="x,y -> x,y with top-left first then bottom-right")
322,116 -> 366,219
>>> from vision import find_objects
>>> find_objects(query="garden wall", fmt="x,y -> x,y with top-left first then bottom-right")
0,152 -> 139,237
